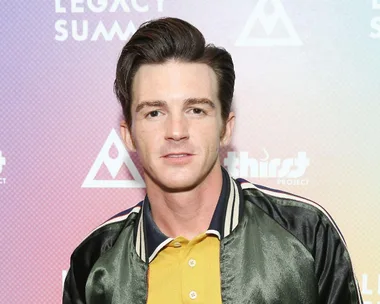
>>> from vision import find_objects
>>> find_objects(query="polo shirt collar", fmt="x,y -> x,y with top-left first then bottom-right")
135,167 -> 244,263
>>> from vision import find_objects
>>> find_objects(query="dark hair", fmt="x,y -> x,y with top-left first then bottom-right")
114,17 -> 235,129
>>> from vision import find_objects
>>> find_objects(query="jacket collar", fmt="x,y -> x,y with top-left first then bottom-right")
135,167 -> 244,263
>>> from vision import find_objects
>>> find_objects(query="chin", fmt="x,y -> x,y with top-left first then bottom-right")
144,167 -> 202,193
157,175 -> 201,193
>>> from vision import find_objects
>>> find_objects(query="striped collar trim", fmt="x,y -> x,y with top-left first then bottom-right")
135,167 -> 244,263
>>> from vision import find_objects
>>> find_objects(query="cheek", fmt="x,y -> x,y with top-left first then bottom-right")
192,123 -> 222,149
133,126 -> 160,154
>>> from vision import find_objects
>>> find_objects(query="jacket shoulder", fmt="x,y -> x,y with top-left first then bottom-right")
63,202 -> 142,303
236,178 -> 348,251
73,201 -> 142,259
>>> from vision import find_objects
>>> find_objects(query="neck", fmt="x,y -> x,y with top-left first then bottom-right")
146,164 -> 223,240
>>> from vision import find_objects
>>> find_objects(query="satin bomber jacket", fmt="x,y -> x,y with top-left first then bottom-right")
63,170 -> 363,304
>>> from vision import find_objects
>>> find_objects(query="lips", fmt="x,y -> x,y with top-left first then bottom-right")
163,153 -> 193,158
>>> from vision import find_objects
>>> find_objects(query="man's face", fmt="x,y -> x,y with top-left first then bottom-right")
121,60 -> 234,192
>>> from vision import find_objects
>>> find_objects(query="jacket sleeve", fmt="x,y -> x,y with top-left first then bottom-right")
63,264 -> 86,304
314,215 -> 363,303
62,231 -> 109,303
63,240 -> 98,304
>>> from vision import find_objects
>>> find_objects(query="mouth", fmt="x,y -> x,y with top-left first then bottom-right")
161,153 -> 194,165
163,153 -> 193,158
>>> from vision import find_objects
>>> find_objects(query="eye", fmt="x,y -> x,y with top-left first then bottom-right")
190,108 -> 205,115
146,110 -> 161,118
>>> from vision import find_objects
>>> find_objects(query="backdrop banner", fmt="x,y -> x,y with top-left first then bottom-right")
1,1 -> 379,303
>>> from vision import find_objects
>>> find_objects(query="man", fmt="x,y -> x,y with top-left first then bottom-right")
63,17 -> 363,303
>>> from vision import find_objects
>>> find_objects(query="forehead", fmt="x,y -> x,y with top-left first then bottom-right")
132,60 -> 218,105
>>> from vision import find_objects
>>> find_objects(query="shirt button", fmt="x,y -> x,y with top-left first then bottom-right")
188,259 -> 196,267
173,242 -> 181,248
189,291 -> 197,300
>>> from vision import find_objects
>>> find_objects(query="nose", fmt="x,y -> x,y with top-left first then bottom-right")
164,114 -> 189,141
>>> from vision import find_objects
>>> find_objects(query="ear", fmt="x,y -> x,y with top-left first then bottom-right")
120,120 -> 136,152
221,112 -> 235,147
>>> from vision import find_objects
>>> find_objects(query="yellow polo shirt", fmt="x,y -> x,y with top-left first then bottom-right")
147,233 -> 222,304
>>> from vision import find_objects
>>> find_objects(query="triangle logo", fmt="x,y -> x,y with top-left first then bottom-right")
82,129 -> 145,188
236,0 -> 302,46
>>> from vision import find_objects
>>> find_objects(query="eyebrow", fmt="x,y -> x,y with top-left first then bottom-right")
135,98 -> 215,113
184,98 -> 216,108
135,100 -> 166,113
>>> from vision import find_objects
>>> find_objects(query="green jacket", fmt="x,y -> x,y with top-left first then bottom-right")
63,170 -> 362,303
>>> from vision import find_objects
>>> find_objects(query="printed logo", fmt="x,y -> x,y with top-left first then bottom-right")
82,129 -> 145,188
361,273 -> 380,296
370,0 -> 380,39
224,150 -> 310,185
0,151 -> 6,185
54,0 -> 166,42
0,151 -> 5,174
236,0 -> 302,46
